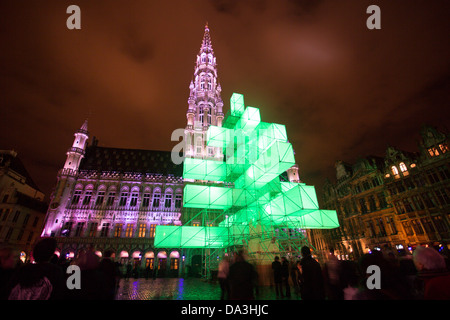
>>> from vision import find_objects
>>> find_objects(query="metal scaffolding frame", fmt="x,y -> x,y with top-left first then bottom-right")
155,93 -> 339,279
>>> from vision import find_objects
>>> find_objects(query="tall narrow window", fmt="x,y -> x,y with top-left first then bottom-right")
391,166 -> 399,175
96,191 -> 105,206
138,224 -> 146,238
72,190 -> 82,205
130,193 -> 138,207
114,224 -> 123,237
22,214 -> 30,227
75,222 -> 84,237
88,223 -> 98,237
100,223 -> 110,237
399,162 -> 407,172
12,211 -> 20,223
149,224 -> 156,238
359,198 -> 368,214
125,224 -> 134,237
106,192 -> 115,206
175,193 -> 182,208
152,192 -> 161,208
119,192 -> 128,206
165,193 -> 172,208
143,194 -> 151,207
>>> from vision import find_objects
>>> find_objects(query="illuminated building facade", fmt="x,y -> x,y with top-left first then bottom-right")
41,24 -> 224,277
0,150 -> 48,262
311,125 -> 450,261
40,24 -> 340,279
41,120 -> 184,277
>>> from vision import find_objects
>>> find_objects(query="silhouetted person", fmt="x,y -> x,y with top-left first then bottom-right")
67,250 -> 108,300
218,256 -> 230,300
323,248 -> 343,300
0,247 -> 18,299
355,251 -> 411,300
413,246 -> 450,300
340,260 -> 360,300
299,246 -> 325,300
281,257 -> 291,297
8,238 -> 66,300
228,250 -> 257,300
272,256 -> 283,297
99,250 -> 119,300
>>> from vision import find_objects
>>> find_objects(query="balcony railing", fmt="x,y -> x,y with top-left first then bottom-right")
67,147 -> 85,155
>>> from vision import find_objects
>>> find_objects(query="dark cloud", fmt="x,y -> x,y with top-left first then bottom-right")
0,0 -> 449,200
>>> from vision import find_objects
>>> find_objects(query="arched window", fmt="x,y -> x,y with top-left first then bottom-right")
175,190 -> 182,208
399,162 -> 407,172
72,185 -> 84,205
83,185 -> 94,206
152,189 -> 161,208
391,166 -> 399,175
165,190 -> 173,208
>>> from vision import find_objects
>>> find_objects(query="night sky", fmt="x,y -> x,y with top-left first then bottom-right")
1,1 -> 449,202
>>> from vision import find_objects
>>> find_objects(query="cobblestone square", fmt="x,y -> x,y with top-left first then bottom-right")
115,278 -> 298,300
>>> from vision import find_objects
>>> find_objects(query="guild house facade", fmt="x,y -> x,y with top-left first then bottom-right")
309,125 -> 450,261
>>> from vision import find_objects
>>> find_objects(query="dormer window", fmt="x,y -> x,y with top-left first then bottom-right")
399,162 -> 408,172
391,166 -> 399,175
428,148 -> 439,157
439,144 -> 449,154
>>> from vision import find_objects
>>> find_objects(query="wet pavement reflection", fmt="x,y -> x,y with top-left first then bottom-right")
115,278 -> 298,300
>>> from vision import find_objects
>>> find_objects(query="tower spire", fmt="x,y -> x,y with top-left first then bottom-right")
200,21 -> 214,55
185,24 -> 224,159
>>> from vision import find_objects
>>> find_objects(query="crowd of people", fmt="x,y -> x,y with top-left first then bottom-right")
0,238 -> 120,300
217,245 -> 450,300
1,238 -> 449,300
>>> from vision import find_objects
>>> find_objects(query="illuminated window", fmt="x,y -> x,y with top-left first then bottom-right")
114,224 -> 123,237
399,162 -> 408,172
391,166 -> 399,175
83,191 -> 92,205
192,222 -> 200,227
138,223 -> 147,237
175,193 -> 182,208
125,224 -> 134,238
439,144 -> 449,154
149,224 -> 156,238
88,222 -> 98,237
428,148 -> 439,157
170,258 -> 179,270
100,223 -> 110,237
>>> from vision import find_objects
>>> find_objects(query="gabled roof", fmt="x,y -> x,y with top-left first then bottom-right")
0,151 -> 41,191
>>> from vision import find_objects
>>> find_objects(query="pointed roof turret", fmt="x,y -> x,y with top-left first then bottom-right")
77,119 -> 89,136
199,22 -> 214,55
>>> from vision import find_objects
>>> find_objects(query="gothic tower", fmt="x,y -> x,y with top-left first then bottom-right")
42,120 -> 89,237
185,23 -> 224,160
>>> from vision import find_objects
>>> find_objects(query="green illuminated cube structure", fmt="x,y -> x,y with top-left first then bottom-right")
154,93 -> 339,250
